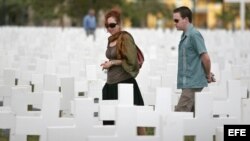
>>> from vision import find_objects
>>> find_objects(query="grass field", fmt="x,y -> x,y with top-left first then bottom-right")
1,127 -> 154,141
0,129 -> 9,141
0,129 -> 39,141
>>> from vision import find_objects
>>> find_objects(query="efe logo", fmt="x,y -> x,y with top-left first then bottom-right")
228,129 -> 246,136
224,125 -> 250,141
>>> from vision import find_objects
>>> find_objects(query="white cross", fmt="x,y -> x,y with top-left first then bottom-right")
89,84 -> 160,141
15,91 -> 74,141
0,107 -> 15,139
155,87 -> 193,141
47,98 -> 115,141
184,92 -> 238,141
213,80 -> 244,120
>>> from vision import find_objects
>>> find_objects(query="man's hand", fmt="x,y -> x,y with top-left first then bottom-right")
206,72 -> 216,83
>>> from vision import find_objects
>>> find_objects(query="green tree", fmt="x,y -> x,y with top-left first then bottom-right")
30,0 -> 65,26
0,0 -> 31,25
122,0 -> 173,27
246,3 -> 250,29
0,0 -> 175,27
217,3 -> 239,30
66,0 -> 123,26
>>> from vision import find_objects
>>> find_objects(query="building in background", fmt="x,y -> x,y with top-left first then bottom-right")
146,0 -> 244,30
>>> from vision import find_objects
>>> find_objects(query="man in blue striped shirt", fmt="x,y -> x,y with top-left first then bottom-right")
173,6 -> 214,112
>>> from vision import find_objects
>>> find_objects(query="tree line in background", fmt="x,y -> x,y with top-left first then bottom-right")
0,0 -> 173,27
0,0 -> 250,29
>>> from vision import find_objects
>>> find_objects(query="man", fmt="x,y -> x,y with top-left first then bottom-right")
83,9 -> 96,40
173,6 -> 214,112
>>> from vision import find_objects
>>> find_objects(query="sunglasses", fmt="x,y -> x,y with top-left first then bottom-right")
105,23 -> 117,28
174,19 -> 179,23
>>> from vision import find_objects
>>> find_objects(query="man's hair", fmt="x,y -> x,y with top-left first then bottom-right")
173,6 -> 192,23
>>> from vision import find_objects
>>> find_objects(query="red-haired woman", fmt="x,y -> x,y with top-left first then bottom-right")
100,10 -> 145,135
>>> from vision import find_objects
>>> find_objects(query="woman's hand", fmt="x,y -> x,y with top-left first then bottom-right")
100,60 -> 113,70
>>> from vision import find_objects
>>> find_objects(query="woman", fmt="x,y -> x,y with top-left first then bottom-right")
100,10 -> 145,135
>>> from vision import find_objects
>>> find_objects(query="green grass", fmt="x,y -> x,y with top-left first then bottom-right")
184,136 -> 195,141
145,127 -> 155,135
0,130 -> 39,141
1,127 -> 155,140
27,135 -> 39,141
0,137 -> 9,141
0,130 -> 8,141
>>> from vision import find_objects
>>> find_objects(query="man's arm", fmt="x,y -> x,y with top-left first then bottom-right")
83,16 -> 88,29
200,52 -> 213,83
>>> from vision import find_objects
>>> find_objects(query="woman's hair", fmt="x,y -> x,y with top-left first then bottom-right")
104,10 -> 121,26
105,9 -> 126,59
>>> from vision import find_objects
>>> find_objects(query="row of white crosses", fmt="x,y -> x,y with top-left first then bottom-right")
0,77 -> 245,141
1,27 -> 250,141
1,27 -> 250,92
0,65 -> 248,141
